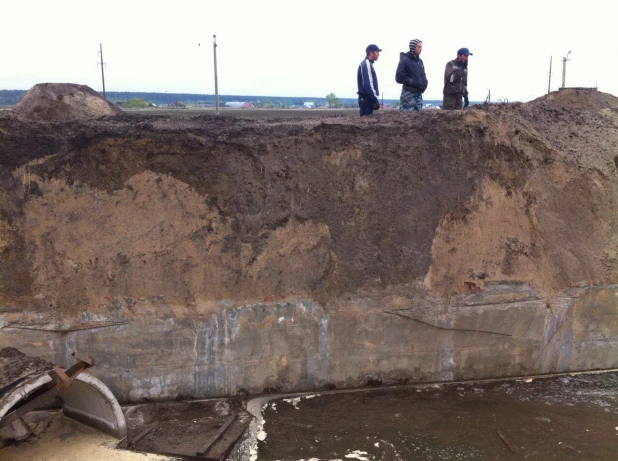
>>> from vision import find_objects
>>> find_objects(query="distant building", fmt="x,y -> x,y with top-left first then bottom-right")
303,102 -> 315,109
225,101 -> 255,108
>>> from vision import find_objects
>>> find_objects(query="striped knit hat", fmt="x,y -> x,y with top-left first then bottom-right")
409,39 -> 421,52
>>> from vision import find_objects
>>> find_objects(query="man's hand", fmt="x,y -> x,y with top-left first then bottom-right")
373,101 -> 380,110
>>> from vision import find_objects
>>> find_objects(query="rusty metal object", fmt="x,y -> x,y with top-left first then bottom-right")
0,351 -> 93,429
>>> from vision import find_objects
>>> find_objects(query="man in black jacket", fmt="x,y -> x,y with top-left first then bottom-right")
395,39 -> 428,111
442,48 -> 473,110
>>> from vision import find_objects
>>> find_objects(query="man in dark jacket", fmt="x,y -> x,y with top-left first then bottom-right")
357,44 -> 382,116
395,39 -> 428,111
442,48 -> 473,110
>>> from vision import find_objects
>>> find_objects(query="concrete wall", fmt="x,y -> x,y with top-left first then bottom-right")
3,282 -> 617,403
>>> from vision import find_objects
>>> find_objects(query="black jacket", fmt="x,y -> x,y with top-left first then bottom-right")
395,52 -> 428,94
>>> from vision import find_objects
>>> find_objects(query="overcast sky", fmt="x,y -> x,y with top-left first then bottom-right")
2,0 -> 615,102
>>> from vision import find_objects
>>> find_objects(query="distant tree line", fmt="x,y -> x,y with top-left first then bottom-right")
0,89 -> 398,108
0,90 -> 26,106
105,92 -> 372,108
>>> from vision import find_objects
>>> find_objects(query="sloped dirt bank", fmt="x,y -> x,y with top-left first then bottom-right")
12,83 -> 121,121
1,89 -> 618,401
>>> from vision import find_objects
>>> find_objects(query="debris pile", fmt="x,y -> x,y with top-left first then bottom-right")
528,87 -> 618,111
0,348 -> 53,389
12,83 -> 121,121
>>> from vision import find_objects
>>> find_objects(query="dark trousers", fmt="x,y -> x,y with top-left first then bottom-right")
442,94 -> 463,110
358,95 -> 374,116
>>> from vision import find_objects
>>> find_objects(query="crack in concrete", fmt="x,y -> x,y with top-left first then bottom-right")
384,310 -> 513,336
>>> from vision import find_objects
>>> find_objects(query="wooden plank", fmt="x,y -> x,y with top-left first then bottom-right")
496,429 -> 524,455
195,415 -> 236,456
130,421 -> 159,447
201,412 -> 252,460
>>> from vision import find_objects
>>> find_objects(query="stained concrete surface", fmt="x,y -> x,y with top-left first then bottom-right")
4,283 -> 618,403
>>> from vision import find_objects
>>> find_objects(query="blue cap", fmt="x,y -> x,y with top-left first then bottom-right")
457,47 -> 473,56
366,44 -> 383,53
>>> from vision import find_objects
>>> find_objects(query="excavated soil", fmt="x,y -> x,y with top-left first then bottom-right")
11,83 -> 122,121
1,88 -> 618,320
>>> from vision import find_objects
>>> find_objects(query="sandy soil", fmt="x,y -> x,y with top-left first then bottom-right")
0,411 -> 174,461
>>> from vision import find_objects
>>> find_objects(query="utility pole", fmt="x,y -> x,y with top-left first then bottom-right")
561,50 -> 571,89
98,43 -> 106,101
213,35 -> 219,116
547,56 -> 552,94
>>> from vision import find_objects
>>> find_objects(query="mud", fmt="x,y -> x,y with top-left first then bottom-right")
258,371 -> 618,460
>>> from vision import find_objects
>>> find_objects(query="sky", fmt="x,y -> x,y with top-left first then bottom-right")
2,0 -> 616,102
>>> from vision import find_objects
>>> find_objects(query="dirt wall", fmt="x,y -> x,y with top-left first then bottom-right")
1,89 -> 618,400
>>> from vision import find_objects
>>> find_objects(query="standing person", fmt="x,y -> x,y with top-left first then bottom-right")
395,39 -> 428,111
442,48 -> 473,110
357,44 -> 382,116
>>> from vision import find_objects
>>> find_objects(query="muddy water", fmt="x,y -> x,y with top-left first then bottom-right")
258,372 -> 618,460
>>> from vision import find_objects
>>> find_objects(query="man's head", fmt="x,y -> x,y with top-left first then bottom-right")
409,39 -> 423,56
457,47 -> 473,62
366,44 -> 382,61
